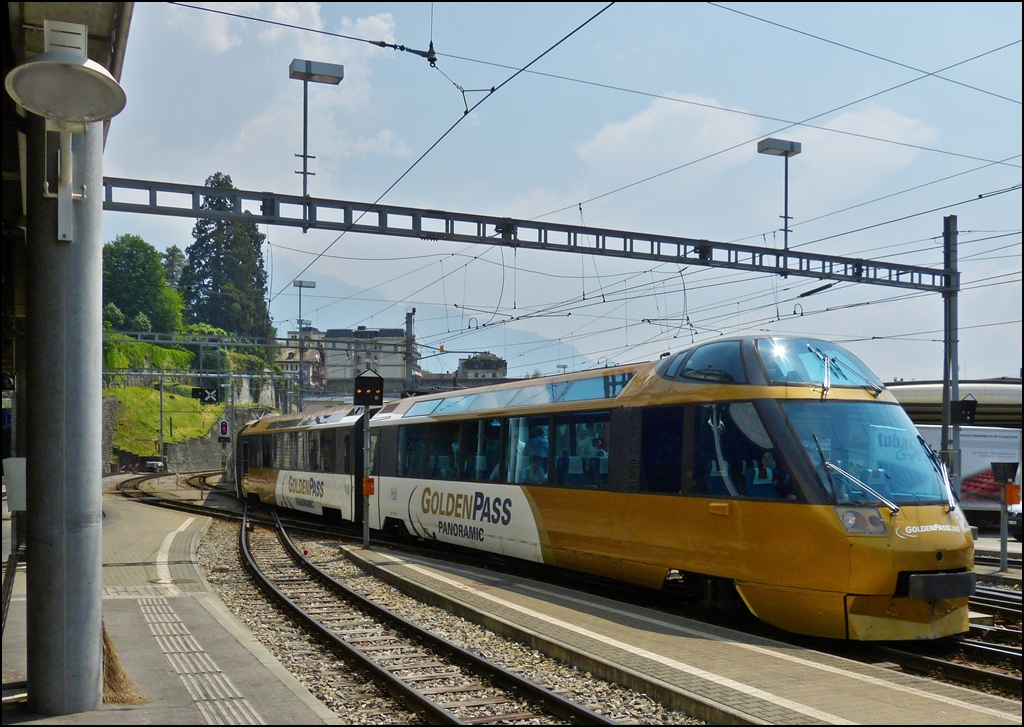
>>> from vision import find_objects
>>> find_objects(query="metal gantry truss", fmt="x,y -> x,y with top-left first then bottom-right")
103,177 -> 953,293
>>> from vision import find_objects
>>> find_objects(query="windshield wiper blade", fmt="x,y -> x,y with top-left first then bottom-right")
807,344 -> 882,398
812,434 -> 837,498
807,345 -> 831,400
828,358 -> 883,398
826,462 -> 901,515
918,435 -> 957,512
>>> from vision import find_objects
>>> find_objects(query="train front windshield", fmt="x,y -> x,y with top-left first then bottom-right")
784,401 -> 948,505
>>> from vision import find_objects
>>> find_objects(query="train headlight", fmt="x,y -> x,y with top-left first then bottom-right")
835,507 -> 887,534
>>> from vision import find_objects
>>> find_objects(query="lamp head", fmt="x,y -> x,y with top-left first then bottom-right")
289,59 -> 344,85
5,50 -> 126,122
757,138 -> 802,157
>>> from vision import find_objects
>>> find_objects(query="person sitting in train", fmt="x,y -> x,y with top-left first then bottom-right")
526,427 -> 549,460
519,455 -> 547,484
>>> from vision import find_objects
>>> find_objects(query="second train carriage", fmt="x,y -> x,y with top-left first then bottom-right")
237,336 -> 975,641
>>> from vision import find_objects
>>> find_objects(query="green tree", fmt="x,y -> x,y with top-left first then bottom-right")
103,234 -> 184,332
161,245 -> 186,287
180,173 -> 272,338
103,302 -> 125,328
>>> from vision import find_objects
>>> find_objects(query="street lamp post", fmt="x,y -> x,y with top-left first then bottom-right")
293,280 -> 316,411
289,59 -> 344,231
757,138 -> 802,275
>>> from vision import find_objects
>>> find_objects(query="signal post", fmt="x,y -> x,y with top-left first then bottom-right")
354,369 -> 384,548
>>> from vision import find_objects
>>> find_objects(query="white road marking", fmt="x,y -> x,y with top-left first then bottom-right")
157,517 -> 195,585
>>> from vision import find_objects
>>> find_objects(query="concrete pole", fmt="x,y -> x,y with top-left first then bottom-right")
25,116 -> 104,714
940,215 -> 961,496
405,307 -> 415,396
362,408 -> 371,548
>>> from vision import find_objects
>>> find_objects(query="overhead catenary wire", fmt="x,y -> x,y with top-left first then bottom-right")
268,2 -> 615,306
707,2 -> 1022,105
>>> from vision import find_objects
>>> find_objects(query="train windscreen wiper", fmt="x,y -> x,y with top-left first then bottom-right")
918,435 -> 958,513
807,344 -> 882,398
825,462 -> 901,516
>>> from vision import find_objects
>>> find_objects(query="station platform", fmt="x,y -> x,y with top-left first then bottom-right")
2,480 -> 339,725
345,544 -> 1022,726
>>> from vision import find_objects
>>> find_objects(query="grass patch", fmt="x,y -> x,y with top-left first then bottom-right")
107,387 -> 224,457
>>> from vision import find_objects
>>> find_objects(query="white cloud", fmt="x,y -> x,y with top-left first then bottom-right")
352,129 -> 411,157
575,93 -> 762,181
166,2 -> 257,54
793,107 -> 941,208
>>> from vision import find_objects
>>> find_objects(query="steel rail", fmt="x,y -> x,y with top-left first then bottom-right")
276,512 -> 617,726
240,504 -> 463,725
974,552 -> 1023,569
969,622 -> 1023,646
873,646 -> 1022,698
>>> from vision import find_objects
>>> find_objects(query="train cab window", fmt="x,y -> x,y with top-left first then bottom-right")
690,402 -> 793,499
460,419 -> 503,482
677,342 -> 747,383
552,412 -> 610,489
507,416 -> 549,485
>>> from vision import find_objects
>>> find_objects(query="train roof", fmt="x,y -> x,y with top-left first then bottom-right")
241,404 -> 359,434
241,336 -> 908,433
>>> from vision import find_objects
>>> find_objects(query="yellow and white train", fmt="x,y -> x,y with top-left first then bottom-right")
237,336 -> 975,640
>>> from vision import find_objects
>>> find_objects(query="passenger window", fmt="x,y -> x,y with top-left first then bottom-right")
296,432 -> 308,471
690,402 -> 791,499
507,416 -> 549,484
261,435 -> 272,469
428,421 -> 461,480
367,432 -> 379,476
308,431 -> 321,471
321,430 -> 337,473
552,412 -> 611,489
460,419 -> 503,482
678,342 -> 747,383
398,425 -> 428,478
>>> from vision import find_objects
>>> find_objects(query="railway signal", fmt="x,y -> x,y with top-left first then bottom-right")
192,387 -> 219,404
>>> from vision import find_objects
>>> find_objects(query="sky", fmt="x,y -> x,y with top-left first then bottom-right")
101,2 -> 1022,381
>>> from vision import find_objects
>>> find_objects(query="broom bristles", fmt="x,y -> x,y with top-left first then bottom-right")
103,619 -> 147,705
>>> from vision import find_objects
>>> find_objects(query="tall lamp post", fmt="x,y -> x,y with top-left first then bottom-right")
5,20 -> 126,715
293,280 -> 316,411
289,59 -> 344,231
757,137 -> 802,275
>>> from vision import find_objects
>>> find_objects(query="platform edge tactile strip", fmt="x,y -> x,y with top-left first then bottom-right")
138,597 -> 265,725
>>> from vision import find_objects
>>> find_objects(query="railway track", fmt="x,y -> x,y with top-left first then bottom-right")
240,505 -> 616,725
974,552 -> 1023,570
119,477 -> 1023,707
872,644 -> 1021,698
971,584 -> 1023,622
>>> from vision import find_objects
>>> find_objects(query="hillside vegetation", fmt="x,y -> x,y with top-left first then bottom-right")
108,387 -> 224,457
